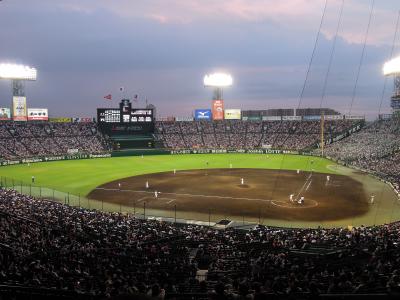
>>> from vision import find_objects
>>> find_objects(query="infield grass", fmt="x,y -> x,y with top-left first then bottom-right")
0,154 -> 336,196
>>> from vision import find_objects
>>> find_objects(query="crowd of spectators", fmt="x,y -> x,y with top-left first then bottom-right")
155,120 -> 359,151
0,122 -> 111,161
324,117 -> 400,191
1,188 -> 400,299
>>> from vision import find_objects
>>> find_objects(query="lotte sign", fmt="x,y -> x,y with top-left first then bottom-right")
212,100 -> 224,120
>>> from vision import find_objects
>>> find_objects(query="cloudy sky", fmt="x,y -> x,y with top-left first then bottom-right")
0,0 -> 399,119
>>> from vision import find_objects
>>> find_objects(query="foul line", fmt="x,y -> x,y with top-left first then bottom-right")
136,196 -> 148,203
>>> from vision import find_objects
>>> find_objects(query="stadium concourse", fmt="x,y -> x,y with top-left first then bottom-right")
1,117 -> 400,299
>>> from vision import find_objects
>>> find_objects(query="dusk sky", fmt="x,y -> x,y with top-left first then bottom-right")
0,0 -> 399,119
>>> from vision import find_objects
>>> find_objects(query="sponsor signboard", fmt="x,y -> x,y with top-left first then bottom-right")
325,115 -> 343,120
169,149 -> 300,155
175,116 -> 194,122
49,117 -> 72,123
157,117 -> 176,121
0,108 -> 11,120
247,116 -> 262,121
0,153 -> 111,166
224,109 -> 241,120
282,116 -> 302,121
27,108 -> 48,121
262,116 -> 281,121
344,115 -> 365,120
67,149 -> 79,154
212,100 -> 224,120
194,109 -> 212,120
12,96 -> 27,121
73,117 -> 94,123
303,115 -> 321,120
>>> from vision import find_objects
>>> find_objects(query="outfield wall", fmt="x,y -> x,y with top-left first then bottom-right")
0,153 -> 112,166
0,148 -> 312,166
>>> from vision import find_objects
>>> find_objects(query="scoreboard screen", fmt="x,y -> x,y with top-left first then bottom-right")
98,109 -> 153,123
97,100 -> 154,135
98,109 -> 121,123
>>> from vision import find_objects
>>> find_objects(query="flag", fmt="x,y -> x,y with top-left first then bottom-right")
104,94 -> 112,100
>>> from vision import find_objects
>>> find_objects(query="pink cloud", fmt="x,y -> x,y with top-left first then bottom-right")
59,0 -> 399,46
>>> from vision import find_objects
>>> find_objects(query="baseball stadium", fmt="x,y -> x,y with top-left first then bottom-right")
1,1 -> 400,299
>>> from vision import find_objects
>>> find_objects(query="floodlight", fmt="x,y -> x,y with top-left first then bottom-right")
0,63 -> 37,80
383,56 -> 400,76
203,73 -> 233,87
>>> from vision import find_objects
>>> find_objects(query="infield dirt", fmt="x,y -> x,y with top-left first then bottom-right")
88,168 -> 369,222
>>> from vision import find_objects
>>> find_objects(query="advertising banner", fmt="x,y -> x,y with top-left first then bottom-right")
303,115 -> 321,120
262,116 -> 281,121
212,100 -> 224,120
12,96 -> 27,121
0,153 -> 111,166
224,109 -> 241,120
73,117 -> 94,123
27,108 -> 48,121
194,109 -> 212,121
344,115 -> 365,120
157,117 -> 176,121
49,117 -> 72,123
325,115 -> 343,120
282,116 -> 302,121
175,116 -> 194,122
0,108 -> 11,120
67,149 -> 79,154
247,116 -> 262,121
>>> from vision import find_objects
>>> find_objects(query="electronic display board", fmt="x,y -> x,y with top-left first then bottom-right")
97,100 -> 154,135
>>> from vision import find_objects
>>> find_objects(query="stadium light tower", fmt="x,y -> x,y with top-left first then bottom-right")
203,72 -> 233,100
0,63 -> 37,97
383,56 -> 400,113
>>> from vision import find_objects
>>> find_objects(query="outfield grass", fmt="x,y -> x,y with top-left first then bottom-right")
0,154 -> 336,196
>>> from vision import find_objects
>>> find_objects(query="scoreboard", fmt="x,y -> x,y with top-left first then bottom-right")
97,99 -> 154,135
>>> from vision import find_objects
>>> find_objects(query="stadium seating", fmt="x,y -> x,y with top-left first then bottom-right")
324,117 -> 400,192
155,119 -> 359,151
1,188 -> 400,299
2,118 -> 400,299
0,122 -> 111,160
